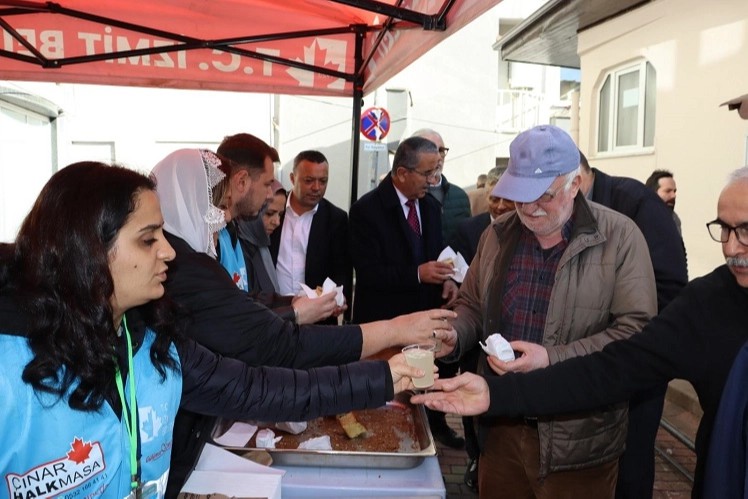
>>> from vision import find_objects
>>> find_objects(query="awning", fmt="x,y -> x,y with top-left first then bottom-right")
0,0 -> 500,201
495,0 -> 649,69
0,0 -> 499,97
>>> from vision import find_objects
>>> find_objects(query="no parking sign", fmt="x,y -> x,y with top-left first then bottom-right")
360,107 -> 391,141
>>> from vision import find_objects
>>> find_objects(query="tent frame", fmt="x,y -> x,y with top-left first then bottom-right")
0,0 -> 458,202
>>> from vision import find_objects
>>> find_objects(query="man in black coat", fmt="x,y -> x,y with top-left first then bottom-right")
579,151 -> 689,499
270,150 -> 351,323
350,137 -> 457,322
350,136 -> 462,448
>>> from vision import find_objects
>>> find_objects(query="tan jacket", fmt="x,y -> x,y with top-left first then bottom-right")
453,195 -> 657,476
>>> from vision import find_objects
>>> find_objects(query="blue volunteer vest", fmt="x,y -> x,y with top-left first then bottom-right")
1,329 -> 182,499
218,227 -> 249,292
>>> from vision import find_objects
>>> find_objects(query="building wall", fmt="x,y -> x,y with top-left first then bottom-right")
0,81 -> 272,241
577,0 -> 748,278
275,6 -> 505,210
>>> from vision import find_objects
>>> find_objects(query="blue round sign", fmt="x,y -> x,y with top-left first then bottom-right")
360,107 -> 391,141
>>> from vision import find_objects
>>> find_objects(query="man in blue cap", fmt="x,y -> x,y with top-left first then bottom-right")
441,125 -> 657,498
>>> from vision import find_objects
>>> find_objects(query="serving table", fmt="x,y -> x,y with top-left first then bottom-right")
277,455 -> 445,498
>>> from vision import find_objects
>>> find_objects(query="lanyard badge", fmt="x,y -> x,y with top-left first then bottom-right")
114,315 -> 140,494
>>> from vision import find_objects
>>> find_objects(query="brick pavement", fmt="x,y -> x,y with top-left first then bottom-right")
435,398 -> 698,499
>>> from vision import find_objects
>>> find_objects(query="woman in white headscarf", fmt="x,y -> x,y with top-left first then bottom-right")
151,149 -> 459,494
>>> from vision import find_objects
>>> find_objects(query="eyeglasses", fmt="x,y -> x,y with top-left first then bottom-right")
706,220 -> 748,246
407,167 -> 439,180
438,147 -> 449,157
522,184 -> 563,205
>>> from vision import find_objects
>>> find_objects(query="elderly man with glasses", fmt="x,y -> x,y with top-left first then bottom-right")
423,125 -> 657,498
349,134 -> 459,333
414,165 -> 748,499
412,128 -> 472,244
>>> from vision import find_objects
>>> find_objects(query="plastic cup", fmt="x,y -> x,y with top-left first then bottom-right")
402,343 -> 436,389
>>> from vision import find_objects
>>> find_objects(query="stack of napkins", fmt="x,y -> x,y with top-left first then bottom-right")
299,277 -> 345,306
180,444 -> 284,499
438,246 -> 470,283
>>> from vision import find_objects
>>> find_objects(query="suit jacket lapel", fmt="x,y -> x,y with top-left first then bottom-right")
380,176 -> 419,262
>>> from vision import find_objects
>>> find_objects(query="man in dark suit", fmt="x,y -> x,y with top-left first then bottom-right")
579,151 -> 688,499
270,150 -> 351,324
350,136 -> 462,448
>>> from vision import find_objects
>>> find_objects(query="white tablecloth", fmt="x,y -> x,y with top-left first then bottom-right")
277,456 -> 445,498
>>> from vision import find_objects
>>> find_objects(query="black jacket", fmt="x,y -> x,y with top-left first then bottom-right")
162,231 -> 371,495
270,197 -> 352,322
590,168 -> 688,311
450,212 -> 491,265
349,173 -> 444,323
485,265 -> 748,498
165,231 -> 362,367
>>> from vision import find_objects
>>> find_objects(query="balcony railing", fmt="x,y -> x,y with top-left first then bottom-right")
496,89 -> 544,133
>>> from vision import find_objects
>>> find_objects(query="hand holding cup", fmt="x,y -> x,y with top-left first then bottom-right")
402,343 -> 437,389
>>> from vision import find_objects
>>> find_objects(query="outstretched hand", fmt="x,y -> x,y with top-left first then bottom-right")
409,372 -> 490,416
390,309 -> 458,356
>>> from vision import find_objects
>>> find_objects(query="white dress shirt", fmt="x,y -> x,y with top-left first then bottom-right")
276,195 -> 318,295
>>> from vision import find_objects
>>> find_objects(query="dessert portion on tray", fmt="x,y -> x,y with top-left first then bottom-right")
210,393 -> 435,469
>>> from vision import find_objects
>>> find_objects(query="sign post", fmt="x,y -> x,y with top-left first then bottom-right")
360,107 -> 391,141
360,107 -> 391,191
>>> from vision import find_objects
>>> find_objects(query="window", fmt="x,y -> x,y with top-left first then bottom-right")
597,61 -> 656,153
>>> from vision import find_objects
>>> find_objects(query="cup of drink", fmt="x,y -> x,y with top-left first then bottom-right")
402,343 -> 436,389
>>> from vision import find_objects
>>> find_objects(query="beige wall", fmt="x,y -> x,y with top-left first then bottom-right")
577,0 -> 748,279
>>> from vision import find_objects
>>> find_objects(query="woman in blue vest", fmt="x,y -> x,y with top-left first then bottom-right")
0,162 -> 420,499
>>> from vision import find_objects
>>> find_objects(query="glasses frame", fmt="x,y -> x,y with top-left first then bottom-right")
520,184 -> 564,205
438,147 -> 449,156
706,220 -> 748,246
403,166 -> 439,180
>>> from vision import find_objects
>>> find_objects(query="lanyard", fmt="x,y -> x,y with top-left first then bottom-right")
114,314 -> 139,491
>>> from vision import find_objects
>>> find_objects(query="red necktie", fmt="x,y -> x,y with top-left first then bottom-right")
405,199 -> 421,236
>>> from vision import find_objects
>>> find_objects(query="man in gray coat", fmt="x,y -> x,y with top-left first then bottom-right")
444,125 -> 657,498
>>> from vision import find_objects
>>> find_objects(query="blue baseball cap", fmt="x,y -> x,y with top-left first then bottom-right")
492,125 -> 580,203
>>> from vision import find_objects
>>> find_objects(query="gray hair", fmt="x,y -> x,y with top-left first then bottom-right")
727,166 -> 748,183
411,128 -> 443,143
562,167 -> 581,192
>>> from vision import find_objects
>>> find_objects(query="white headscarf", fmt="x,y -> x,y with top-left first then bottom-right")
152,149 -> 227,258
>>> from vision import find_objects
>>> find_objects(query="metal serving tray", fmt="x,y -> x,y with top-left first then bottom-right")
209,392 -> 436,469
